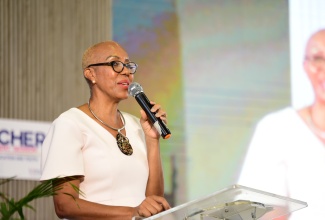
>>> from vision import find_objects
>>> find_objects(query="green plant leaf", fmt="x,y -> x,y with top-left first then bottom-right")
0,177 -> 82,220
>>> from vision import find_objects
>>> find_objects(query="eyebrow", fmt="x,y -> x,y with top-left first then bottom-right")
106,55 -> 130,62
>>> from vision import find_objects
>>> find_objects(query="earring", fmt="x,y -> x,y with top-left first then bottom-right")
92,80 -> 96,84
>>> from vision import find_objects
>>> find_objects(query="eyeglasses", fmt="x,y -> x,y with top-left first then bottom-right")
305,56 -> 325,68
86,61 -> 138,74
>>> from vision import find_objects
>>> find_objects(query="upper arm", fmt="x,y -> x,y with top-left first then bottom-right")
52,176 -> 83,217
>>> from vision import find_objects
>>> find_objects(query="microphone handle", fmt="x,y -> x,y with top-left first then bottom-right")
135,92 -> 171,139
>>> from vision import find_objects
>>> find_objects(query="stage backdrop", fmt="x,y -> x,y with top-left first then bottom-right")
113,0 -> 290,204
113,0 -> 185,205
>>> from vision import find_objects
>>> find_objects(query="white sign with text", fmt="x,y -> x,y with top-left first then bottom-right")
0,118 -> 51,180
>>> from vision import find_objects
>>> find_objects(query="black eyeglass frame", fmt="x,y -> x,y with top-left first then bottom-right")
86,61 -> 138,74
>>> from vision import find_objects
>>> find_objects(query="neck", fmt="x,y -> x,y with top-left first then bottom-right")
90,89 -> 121,107
309,103 -> 325,131
88,97 -> 121,126
306,105 -> 325,141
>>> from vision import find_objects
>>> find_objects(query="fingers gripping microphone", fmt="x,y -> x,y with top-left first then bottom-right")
128,82 -> 171,139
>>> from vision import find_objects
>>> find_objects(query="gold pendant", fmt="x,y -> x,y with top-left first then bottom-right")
116,132 -> 133,156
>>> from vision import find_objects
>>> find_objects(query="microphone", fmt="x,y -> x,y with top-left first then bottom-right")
128,82 -> 171,139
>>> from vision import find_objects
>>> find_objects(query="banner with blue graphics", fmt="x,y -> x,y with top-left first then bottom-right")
0,118 -> 51,180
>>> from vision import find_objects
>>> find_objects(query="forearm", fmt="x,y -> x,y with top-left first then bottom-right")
145,137 -> 165,196
54,195 -> 136,220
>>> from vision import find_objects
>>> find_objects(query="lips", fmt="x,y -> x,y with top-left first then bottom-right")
117,81 -> 130,89
118,82 -> 129,86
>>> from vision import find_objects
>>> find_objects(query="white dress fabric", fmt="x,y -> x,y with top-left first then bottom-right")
238,107 -> 325,219
40,108 -> 148,207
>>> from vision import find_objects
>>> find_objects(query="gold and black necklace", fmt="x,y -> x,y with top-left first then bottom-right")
88,100 -> 133,155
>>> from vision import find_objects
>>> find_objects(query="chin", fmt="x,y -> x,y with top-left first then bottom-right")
120,94 -> 129,100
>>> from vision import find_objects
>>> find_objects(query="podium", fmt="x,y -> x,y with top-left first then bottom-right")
136,185 -> 307,220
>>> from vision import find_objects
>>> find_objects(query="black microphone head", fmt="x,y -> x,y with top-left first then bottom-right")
128,82 -> 143,97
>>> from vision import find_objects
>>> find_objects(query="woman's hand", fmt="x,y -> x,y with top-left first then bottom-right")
134,195 -> 171,218
140,101 -> 168,139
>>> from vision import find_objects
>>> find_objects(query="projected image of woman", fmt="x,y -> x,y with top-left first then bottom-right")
238,29 -> 325,219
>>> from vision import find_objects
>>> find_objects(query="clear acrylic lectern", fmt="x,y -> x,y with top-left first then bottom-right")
134,185 -> 307,220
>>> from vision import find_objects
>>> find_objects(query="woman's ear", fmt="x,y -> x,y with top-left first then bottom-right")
84,68 -> 96,83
